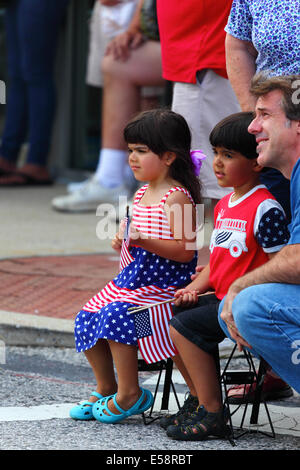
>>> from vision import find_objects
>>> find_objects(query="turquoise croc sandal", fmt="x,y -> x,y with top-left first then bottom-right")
70,392 -> 103,420
92,388 -> 154,424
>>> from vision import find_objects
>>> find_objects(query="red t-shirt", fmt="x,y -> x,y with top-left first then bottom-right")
209,187 -> 278,300
156,0 -> 233,83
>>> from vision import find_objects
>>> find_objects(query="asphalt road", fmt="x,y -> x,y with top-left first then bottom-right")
0,346 -> 299,456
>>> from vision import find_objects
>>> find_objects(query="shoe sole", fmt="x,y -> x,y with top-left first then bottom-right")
228,387 -> 293,404
167,426 -> 231,441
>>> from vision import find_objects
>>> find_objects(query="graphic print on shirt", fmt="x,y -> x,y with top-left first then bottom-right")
210,208 -> 248,258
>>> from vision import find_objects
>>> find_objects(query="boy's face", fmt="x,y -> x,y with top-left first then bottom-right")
212,147 -> 259,189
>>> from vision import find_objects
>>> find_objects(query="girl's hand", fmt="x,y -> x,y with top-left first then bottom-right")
128,222 -> 142,246
174,288 -> 199,307
111,232 -> 123,252
111,218 -> 127,252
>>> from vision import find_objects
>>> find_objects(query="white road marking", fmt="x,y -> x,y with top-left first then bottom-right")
0,404 -> 75,422
0,393 -> 183,422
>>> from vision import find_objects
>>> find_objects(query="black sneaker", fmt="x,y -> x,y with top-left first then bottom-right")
159,393 -> 199,429
166,407 -> 231,441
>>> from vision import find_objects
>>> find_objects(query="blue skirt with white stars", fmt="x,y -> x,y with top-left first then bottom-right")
74,246 -> 197,353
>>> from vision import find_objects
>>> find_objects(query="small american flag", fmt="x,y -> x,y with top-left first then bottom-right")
119,205 -> 134,271
134,303 -> 178,363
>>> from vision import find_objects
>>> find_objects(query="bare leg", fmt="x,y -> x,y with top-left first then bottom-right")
172,354 -> 197,397
170,326 -> 222,412
101,40 -> 164,150
105,340 -> 142,414
84,339 -> 118,402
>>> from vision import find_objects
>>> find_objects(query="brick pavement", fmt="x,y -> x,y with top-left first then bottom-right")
0,254 -> 119,320
0,249 -> 210,320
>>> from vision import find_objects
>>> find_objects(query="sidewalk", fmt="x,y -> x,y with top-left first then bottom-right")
0,184 -> 299,441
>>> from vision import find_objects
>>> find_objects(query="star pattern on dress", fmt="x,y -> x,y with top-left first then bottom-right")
74,186 -> 197,358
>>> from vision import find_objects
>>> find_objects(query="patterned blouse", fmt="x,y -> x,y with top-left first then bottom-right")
225,0 -> 300,75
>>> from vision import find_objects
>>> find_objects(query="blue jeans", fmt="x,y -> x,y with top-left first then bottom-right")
0,0 -> 69,166
218,283 -> 300,393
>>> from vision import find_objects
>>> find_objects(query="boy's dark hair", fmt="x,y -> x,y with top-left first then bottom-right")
209,112 -> 258,159
124,108 -> 202,204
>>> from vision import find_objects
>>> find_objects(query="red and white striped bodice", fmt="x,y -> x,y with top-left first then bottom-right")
132,184 -> 195,240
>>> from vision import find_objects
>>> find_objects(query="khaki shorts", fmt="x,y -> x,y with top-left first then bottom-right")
172,70 -> 241,199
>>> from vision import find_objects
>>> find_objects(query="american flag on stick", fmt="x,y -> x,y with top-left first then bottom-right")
133,302 -> 178,364
119,205 -> 134,271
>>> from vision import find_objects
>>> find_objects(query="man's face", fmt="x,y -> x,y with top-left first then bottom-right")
248,90 -> 299,176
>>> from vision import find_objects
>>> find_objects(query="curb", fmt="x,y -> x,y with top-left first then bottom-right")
0,310 -> 74,348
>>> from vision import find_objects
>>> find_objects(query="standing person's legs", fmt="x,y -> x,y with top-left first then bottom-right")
0,0 -> 69,184
219,284 -> 300,393
0,1 -> 28,171
52,40 -> 164,211
95,40 -> 164,186
172,70 -> 240,217
20,0 -> 69,170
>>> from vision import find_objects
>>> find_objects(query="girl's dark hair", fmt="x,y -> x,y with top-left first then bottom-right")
123,108 -> 202,204
209,112 -> 258,159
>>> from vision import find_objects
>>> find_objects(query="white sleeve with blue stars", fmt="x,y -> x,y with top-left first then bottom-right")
254,199 -> 290,253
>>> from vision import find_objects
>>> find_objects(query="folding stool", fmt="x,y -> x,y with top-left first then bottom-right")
138,357 -> 181,425
220,344 -> 275,439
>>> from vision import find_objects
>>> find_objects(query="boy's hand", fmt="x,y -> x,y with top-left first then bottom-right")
174,288 -> 199,307
190,265 -> 205,281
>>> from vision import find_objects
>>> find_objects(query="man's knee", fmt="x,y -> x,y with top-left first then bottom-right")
232,286 -> 260,334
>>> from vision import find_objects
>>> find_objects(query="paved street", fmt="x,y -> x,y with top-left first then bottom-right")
0,185 -> 299,454
1,345 -> 300,452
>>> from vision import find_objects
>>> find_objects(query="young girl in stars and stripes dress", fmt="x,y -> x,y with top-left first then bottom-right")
69,109 -> 205,424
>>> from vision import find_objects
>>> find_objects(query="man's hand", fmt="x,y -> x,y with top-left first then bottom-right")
220,287 -> 252,351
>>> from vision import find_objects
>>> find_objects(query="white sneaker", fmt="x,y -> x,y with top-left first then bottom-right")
52,180 -> 131,212
67,176 -> 94,194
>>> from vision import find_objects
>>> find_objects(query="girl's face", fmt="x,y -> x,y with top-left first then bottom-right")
128,143 -> 172,182
212,146 -> 258,188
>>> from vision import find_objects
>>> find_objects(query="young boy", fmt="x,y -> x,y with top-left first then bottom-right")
163,112 -> 289,441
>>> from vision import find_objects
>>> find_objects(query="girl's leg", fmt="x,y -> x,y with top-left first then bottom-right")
170,326 -> 222,413
84,339 -> 118,402
105,341 -> 142,414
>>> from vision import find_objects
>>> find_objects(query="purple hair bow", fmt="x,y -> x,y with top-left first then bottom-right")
190,149 -> 206,176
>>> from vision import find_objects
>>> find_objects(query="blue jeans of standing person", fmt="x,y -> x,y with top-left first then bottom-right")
0,0 -> 69,166
218,283 -> 300,393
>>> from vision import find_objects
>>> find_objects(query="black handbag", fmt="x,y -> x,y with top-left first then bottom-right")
140,0 -> 159,41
